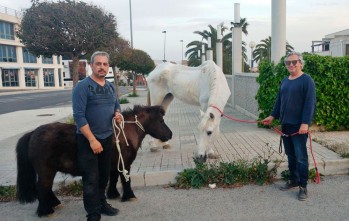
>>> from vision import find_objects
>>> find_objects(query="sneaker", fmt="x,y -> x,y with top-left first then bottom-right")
298,187 -> 308,201
87,214 -> 101,221
280,181 -> 299,191
100,203 -> 119,216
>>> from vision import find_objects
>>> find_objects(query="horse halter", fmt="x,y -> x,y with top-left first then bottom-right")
112,114 -> 145,182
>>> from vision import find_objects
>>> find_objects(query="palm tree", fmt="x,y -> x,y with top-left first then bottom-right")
186,18 -> 250,73
252,36 -> 294,63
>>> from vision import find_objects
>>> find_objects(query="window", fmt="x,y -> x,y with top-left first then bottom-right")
43,68 -> 55,86
42,56 -> 53,64
25,69 -> 38,87
0,21 -> 15,40
1,69 -> 19,87
0,44 -> 17,62
22,48 -> 37,63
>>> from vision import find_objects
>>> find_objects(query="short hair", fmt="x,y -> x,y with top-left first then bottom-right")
90,51 -> 110,64
286,51 -> 304,65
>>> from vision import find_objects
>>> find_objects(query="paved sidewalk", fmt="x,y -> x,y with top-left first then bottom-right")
0,88 -> 348,188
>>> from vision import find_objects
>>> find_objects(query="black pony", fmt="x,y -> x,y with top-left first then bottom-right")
16,96 -> 173,217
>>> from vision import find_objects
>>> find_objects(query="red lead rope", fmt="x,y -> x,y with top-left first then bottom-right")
210,105 -> 321,184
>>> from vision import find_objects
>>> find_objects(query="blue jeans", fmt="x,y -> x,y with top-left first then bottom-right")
77,134 -> 113,217
282,124 -> 309,188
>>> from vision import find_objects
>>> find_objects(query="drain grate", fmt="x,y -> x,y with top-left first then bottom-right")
37,114 -> 55,117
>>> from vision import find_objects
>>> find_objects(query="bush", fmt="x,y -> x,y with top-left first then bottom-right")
256,54 -> 349,130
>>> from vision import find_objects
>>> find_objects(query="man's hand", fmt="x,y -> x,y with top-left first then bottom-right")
299,124 -> 309,134
262,116 -> 274,125
114,111 -> 122,124
90,139 -> 103,154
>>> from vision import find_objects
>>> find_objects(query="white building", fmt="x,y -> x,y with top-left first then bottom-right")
0,6 -> 64,90
311,29 -> 349,57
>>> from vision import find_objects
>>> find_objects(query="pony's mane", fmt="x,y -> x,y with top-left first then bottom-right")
122,105 -> 164,118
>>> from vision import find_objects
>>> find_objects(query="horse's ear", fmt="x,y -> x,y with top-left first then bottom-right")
210,112 -> 214,119
161,93 -> 174,111
200,110 -> 204,117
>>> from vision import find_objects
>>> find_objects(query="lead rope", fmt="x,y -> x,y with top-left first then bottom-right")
112,116 -> 130,182
210,104 -> 321,184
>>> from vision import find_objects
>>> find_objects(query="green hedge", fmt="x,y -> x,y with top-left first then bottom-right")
256,54 -> 349,130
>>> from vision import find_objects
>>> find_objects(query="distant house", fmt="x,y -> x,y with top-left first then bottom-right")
311,29 -> 349,57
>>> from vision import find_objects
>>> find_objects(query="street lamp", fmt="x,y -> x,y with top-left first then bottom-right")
129,0 -> 133,48
180,40 -> 183,63
162,31 -> 167,62
249,41 -> 256,69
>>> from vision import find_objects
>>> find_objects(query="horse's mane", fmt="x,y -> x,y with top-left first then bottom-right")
122,105 -> 165,119
200,61 -> 230,108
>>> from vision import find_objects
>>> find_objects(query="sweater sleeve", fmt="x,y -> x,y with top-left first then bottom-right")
271,91 -> 281,119
72,82 -> 88,129
301,76 -> 316,125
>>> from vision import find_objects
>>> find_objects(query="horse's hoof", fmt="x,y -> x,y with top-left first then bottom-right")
207,153 -> 219,159
107,191 -> 121,199
53,204 -> 63,209
195,155 -> 207,163
163,144 -> 171,149
150,147 -> 161,152
121,197 -> 137,202
37,207 -> 55,217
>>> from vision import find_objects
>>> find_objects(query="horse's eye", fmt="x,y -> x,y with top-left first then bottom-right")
209,113 -> 214,119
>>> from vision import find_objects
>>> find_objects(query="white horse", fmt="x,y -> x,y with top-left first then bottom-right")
146,60 -> 231,161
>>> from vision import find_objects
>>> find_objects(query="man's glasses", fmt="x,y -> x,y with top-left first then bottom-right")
284,60 -> 299,66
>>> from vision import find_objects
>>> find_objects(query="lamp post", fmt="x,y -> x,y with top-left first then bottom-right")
180,40 -> 184,64
129,0 -> 133,48
162,31 -> 167,62
249,41 -> 256,69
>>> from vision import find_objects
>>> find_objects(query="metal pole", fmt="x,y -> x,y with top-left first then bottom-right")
129,0 -> 133,48
162,31 -> 167,62
180,40 -> 183,63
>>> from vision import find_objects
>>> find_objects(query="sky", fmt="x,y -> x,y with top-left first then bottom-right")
2,0 -> 349,63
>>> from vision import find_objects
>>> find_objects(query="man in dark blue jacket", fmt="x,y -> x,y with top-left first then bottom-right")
263,52 -> 316,201
72,51 -> 122,221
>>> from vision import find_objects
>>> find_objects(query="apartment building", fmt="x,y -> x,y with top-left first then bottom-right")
0,6 -> 63,90
311,29 -> 349,57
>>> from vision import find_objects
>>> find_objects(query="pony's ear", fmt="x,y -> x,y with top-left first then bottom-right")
161,93 -> 174,111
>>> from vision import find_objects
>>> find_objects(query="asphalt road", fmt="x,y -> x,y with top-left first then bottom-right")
1,175 -> 348,221
0,86 -> 130,114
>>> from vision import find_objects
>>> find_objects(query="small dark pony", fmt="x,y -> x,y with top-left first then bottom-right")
16,96 -> 173,217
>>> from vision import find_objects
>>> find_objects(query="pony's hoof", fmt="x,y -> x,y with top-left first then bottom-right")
207,153 -> 219,159
163,144 -> 171,149
121,197 -> 137,202
107,191 -> 121,199
150,147 -> 161,152
53,204 -> 63,209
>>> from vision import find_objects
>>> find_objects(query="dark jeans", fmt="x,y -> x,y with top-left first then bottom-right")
282,124 -> 309,188
77,134 -> 113,217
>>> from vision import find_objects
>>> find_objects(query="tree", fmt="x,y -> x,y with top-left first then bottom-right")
186,18 -> 250,73
252,36 -> 294,63
17,0 -> 119,86
117,48 -> 155,94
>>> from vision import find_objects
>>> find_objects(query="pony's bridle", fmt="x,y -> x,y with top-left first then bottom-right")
112,114 -> 145,182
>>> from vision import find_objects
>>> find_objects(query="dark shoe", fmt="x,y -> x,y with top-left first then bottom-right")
298,187 -> 308,201
101,203 -> 119,216
87,214 -> 101,221
280,181 -> 299,191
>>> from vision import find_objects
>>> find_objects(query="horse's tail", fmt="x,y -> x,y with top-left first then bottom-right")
16,131 -> 37,203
